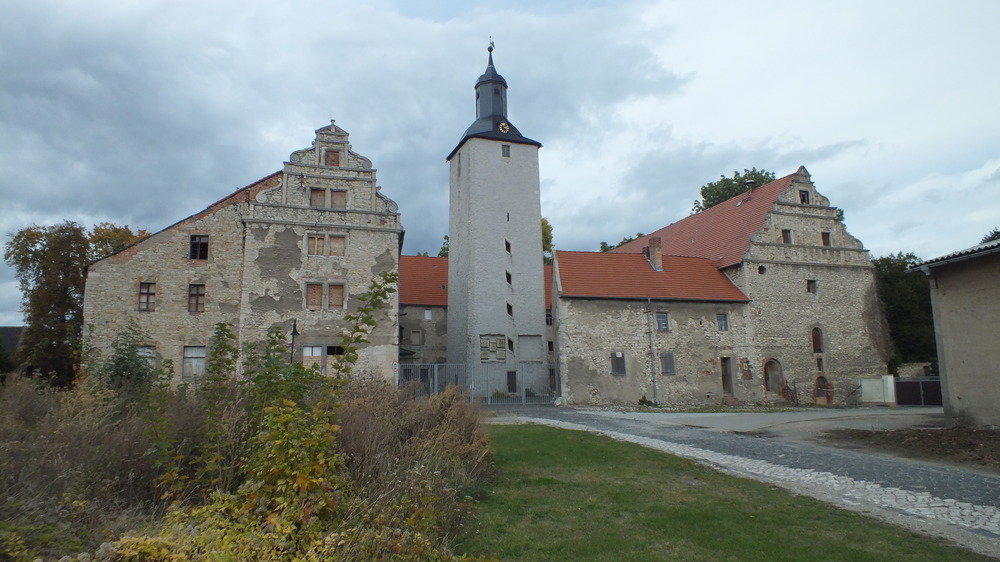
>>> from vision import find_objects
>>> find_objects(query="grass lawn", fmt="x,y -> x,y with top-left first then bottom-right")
456,423 -> 991,561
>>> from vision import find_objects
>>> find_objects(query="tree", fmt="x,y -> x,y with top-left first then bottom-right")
437,235 -> 449,257
4,221 -> 148,386
599,233 -> 645,252
692,167 -> 776,213
541,217 -> 554,265
872,252 -> 937,374
89,222 -> 149,261
981,227 -> 1000,244
4,221 -> 89,385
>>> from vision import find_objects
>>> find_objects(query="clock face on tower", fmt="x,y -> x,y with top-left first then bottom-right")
498,122 -> 510,134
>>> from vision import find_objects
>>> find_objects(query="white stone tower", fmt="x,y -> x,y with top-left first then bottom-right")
446,45 -> 547,383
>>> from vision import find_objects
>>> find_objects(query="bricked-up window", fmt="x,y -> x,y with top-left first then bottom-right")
330,190 -> 347,209
611,352 -> 626,376
821,231 -> 831,246
655,312 -> 669,332
328,284 -> 345,309
799,190 -> 811,204
306,283 -> 323,311
307,234 -> 325,255
189,235 -> 209,259
812,327 -> 824,353
660,351 -> 676,376
324,150 -> 340,167
502,144 -> 511,158
717,313 -> 729,331
781,229 -> 793,244
328,236 -> 346,256
310,188 -> 326,207
138,282 -> 156,311
188,284 -> 205,312
410,330 -> 423,345
182,346 -> 206,381
807,279 -> 818,294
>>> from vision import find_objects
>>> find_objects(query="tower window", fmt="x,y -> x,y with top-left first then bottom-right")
506,302 -> 513,317
812,327 -> 823,353
505,239 -> 511,253
807,280 -> 818,294
502,144 -> 510,158
506,271 -> 512,285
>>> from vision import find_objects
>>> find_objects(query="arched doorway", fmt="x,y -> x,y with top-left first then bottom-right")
763,360 -> 784,393
813,376 -> 834,405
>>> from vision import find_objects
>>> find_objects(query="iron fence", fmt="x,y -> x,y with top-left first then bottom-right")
398,362 -> 557,405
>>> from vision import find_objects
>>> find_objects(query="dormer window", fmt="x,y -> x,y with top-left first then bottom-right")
799,190 -> 811,205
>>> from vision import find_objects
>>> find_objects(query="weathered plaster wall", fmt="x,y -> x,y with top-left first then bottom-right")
399,304 -> 448,364
927,254 -> 1000,426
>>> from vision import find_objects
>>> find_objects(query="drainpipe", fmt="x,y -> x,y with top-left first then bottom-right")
647,298 -> 658,404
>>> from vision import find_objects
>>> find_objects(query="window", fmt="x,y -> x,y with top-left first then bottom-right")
307,234 -> 325,255
506,271 -> 512,285
189,235 -> 208,259
817,357 -> 825,372
138,346 -> 157,366
138,282 -> 156,311
757,265 -> 767,274
182,346 -> 206,381
502,144 -> 511,158
302,345 -> 345,374
548,341 -> 554,352
716,313 -> 729,332
655,312 -> 669,332
410,330 -> 423,345
306,283 -> 323,311
188,284 -> 205,312
423,308 -> 433,321
330,190 -> 347,209
329,235 -> 346,256
324,150 -> 340,167
310,188 -> 325,207
781,229 -> 793,244
799,190 -> 810,204
812,327 -> 823,353
504,239 -> 511,253
507,338 -> 514,352
611,352 -> 626,376
821,231 -> 831,246
660,351 -> 676,376
506,302 -> 513,317
546,311 -> 553,326
807,280 -> 818,294
328,284 -> 344,309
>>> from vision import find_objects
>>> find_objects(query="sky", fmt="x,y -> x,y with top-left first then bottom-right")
2,0 -> 999,325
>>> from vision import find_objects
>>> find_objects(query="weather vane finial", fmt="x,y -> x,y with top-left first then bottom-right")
488,37 -> 494,53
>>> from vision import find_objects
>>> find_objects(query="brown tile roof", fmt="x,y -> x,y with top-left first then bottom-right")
611,169 -> 803,268
555,251 -> 748,302
398,256 -> 553,309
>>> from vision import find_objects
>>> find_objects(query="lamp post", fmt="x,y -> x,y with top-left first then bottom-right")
289,320 -> 299,364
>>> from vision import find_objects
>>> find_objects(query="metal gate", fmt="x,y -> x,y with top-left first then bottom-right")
398,362 -> 557,405
895,377 -> 943,406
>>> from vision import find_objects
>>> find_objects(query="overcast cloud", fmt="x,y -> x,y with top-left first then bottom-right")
2,0 -> 998,325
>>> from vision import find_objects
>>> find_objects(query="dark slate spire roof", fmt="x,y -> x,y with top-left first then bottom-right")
447,44 -> 540,160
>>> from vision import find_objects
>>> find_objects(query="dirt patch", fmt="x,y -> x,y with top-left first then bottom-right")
822,426 -> 1000,473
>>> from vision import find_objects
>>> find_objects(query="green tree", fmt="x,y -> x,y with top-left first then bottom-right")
0,344 -> 14,373
692,167 -> 777,213
872,252 -> 937,374
5,221 -> 149,386
89,222 -> 149,261
981,227 -> 1000,244
98,318 -> 156,399
599,232 -> 645,252
4,222 -> 89,385
541,217 -> 554,265
437,235 -> 449,257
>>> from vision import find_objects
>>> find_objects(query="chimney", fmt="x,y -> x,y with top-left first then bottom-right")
648,237 -> 663,271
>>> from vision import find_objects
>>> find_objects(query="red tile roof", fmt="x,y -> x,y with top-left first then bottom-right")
399,256 -> 553,309
399,256 -> 449,306
612,169 -> 804,268
555,251 -> 748,302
